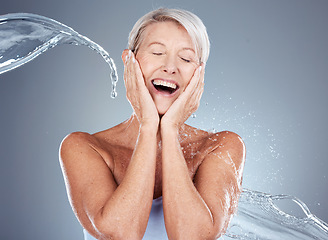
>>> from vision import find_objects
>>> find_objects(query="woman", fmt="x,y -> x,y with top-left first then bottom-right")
59,8 -> 245,240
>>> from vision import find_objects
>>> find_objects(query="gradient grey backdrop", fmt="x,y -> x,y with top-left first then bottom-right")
1,0 -> 327,239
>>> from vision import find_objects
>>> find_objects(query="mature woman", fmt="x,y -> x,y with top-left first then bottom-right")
60,8 -> 245,240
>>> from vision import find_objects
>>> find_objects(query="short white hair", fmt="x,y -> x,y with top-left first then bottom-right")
128,8 -> 210,64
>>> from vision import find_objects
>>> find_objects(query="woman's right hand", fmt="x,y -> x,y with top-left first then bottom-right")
122,50 -> 159,129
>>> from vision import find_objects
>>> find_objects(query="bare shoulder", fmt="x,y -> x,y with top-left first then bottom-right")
60,131 -> 99,156
210,131 -> 245,152
61,131 -> 95,145
182,125 -> 245,168
201,130 -> 246,170
59,131 -> 114,167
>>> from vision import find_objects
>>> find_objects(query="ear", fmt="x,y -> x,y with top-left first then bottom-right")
121,49 -> 130,63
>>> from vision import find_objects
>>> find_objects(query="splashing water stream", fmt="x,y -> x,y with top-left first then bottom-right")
223,189 -> 328,239
0,13 -> 118,98
0,13 -> 327,239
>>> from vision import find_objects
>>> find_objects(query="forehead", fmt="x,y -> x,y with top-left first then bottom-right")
141,21 -> 194,49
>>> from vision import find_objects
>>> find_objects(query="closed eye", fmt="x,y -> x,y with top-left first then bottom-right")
153,52 -> 163,56
181,57 -> 191,63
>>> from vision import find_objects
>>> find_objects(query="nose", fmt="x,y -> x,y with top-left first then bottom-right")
162,55 -> 177,74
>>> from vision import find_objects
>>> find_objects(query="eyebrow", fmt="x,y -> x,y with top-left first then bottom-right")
148,42 -> 195,53
181,47 -> 195,53
148,42 -> 165,48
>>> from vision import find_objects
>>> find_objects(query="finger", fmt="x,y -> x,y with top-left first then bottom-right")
122,49 -> 130,64
182,65 -> 202,98
199,62 -> 205,85
187,64 -> 205,111
126,50 -> 137,91
195,81 -> 204,104
191,63 -> 205,97
188,84 -> 203,112
124,51 -> 138,105
123,50 -> 131,84
131,53 -> 148,94
195,63 -> 205,88
171,65 -> 201,109
123,58 -> 130,88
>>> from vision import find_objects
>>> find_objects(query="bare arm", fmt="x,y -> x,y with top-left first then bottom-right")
59,127 -> 157,240
161,130 -> 245,240
160,64 -> 245,239
59,50 -> 159,240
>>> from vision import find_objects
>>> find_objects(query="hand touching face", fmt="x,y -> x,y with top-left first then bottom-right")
135,21 -> 200,115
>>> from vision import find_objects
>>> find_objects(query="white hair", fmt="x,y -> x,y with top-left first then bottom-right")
128,8 -> 210,64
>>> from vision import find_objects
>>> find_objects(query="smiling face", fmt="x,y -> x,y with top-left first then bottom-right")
135,21 -> 200,115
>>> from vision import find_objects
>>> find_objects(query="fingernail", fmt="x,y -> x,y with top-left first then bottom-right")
128,50 -> 132,58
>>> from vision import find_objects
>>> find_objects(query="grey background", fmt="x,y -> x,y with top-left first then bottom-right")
0,0 -> 327,239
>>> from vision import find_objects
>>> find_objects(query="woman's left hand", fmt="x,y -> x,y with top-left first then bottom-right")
161,63 -> 205,130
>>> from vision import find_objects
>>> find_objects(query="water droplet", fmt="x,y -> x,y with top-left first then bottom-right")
111,90 -> 117,99
191,113 -> 196,118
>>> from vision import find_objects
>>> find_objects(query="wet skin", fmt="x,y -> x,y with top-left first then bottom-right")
60,21 -> 246,240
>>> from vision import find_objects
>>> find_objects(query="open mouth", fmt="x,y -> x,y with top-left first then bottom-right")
152,79 -> 179,94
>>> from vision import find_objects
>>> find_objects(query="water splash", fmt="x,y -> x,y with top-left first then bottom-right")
0,13 -> 118,98
1,12 -> 328,240
222,189 -> 328,240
